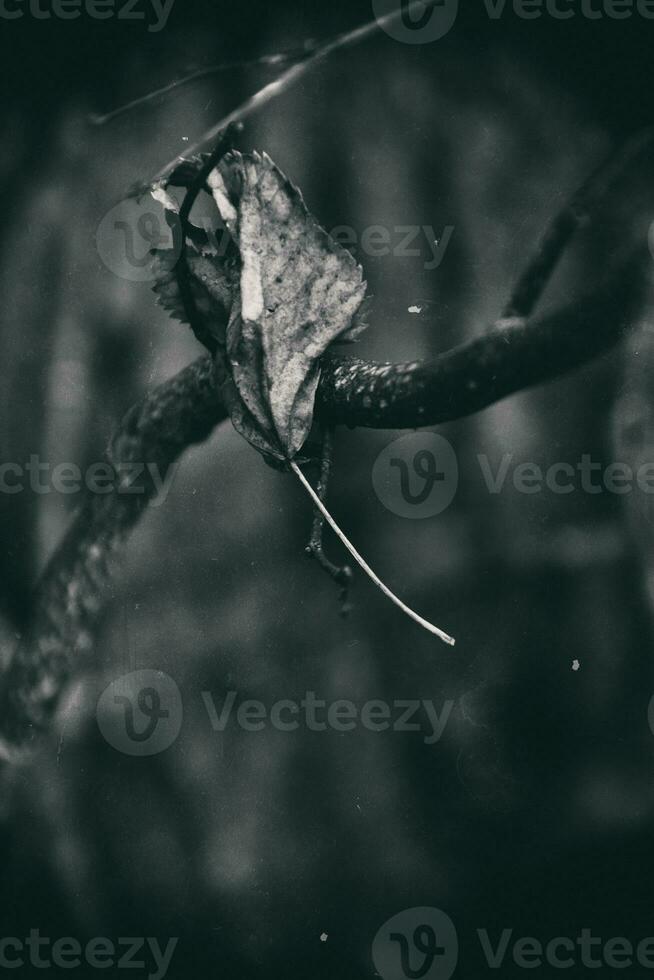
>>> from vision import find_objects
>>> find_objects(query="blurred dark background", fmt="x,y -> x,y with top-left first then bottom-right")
2,0 -> 654,977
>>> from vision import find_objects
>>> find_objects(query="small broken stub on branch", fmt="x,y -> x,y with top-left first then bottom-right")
150,144 -> 455,646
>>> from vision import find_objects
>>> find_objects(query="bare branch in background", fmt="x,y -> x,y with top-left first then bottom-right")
89,43 -> 321,126
501,127 -> 654,321
142,0 -> 445,190
318,250 -> 648,430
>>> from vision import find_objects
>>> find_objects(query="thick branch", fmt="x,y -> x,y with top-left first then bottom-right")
0,356 -> 226,756
0,161 -> 650,758
0,260 -> 645,756
317,251 -> 648,429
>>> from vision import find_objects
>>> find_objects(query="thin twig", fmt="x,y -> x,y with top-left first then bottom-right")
173,125 -> 239,354
89,44 -> 320,126
502,127 -> 654,321
148,0 -> 444,188
177,125 -> 238,227
304,429 -> 353,613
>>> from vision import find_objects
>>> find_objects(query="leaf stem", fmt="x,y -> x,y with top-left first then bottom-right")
290,460 -> 456,646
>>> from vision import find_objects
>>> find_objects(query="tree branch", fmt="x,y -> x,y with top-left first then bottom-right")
1,252 -> 647,758
317,249 -> 648,429
1,103 -> 652,760
502,127 -> 654,320
145,0 -> 444,189
0,356 -> 226,757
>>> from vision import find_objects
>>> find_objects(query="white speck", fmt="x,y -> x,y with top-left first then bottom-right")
408,305 -> 423,314
150,183 -> 179,214
572,659 -> 580,671
320,933 -> 328,943
181,136 -> 189,142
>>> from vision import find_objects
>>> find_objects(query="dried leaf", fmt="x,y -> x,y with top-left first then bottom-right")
148,149 -> 454,643
210,151 -> 368,459
152,244 -> 233,341
152,150 -> 368,462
